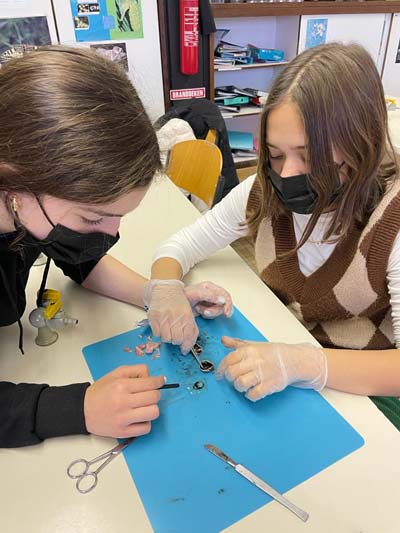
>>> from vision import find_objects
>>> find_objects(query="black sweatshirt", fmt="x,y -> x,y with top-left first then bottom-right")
0,231 -> 99,447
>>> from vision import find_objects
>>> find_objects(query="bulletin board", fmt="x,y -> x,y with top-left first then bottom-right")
68,0 -> 143,43
52,0 -> 165,121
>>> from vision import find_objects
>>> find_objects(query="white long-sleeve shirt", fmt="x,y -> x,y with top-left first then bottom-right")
154,175 -> 400,348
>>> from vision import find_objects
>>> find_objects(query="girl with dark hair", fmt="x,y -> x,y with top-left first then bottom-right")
0,46 -> 230,447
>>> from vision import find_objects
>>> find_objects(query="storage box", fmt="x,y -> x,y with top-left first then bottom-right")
248,44 -> 284,62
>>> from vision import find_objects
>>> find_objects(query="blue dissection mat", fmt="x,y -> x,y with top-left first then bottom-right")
83,307 -> 364,533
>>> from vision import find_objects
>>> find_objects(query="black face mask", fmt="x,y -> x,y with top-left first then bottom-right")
4,198 -> 119,355
22,198 -> 119,264
268,165 -> 344,215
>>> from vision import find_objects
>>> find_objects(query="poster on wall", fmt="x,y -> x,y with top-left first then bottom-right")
70,0 -> 143,42
90,42 -> 128,70
305,18 -> 328,49
0,16 -> 51,63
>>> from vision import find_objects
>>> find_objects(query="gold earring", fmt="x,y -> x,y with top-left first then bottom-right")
11,196 -> 18,213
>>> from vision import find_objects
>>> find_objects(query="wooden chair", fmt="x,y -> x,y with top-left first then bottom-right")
166,130 -> 223,209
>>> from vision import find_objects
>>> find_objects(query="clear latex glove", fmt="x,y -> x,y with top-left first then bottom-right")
184,281 -> 233,319
143,279 -> 198,354
216,336 -> 328,401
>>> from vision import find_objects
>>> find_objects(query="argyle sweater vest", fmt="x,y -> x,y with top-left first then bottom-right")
246,179 -> 400,350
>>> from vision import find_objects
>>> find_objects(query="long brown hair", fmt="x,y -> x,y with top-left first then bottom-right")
249,42 -> 399,249
0,46 -> 160,204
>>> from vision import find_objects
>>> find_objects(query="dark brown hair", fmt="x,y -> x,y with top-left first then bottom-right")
249,42 -> 399,248
0,45 -> 160,204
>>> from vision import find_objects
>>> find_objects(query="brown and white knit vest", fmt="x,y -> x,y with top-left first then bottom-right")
246,179 -> 400,350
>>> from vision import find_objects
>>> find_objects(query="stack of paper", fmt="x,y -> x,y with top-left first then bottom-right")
214,29 -> 252,67
215,85 -> 264,114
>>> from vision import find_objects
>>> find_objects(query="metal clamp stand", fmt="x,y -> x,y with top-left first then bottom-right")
29,289 -> 78,346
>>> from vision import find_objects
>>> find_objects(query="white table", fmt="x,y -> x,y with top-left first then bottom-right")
1,177 -> 400,533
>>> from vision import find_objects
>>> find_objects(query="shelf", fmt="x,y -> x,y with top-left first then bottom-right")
211,1 -> 400,17
221,106 -> 263,118
214,60 -> 290,71
233,154 -> 258,165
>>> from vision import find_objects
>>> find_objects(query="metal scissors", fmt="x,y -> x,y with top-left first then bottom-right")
67,437 -> 135,494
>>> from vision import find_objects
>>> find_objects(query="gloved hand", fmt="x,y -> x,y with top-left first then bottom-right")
184,281 -> 233,319
144,279 -> 234,354
216,337 -> 327,401
144,279 -> 197,354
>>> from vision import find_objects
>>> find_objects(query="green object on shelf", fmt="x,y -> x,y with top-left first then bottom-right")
222,95 -> 250,105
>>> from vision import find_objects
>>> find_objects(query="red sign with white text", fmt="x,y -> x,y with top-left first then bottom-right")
170,87 -> 206,100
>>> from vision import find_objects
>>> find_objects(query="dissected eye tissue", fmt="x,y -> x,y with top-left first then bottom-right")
129,335 -> 161,359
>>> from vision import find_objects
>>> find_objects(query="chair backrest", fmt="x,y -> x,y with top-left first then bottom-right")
205,129 -> 217,144
167,138 -> 223,208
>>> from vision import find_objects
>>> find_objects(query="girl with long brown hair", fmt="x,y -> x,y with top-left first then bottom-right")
0,46 -> 230,447
146,43 -> 400,427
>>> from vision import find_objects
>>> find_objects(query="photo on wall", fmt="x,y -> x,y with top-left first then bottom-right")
305,18 -> 328,49
0,16 -> 51,63
90,42 -> 128,71
78,3 -> 100,14
74,16 -> 90,30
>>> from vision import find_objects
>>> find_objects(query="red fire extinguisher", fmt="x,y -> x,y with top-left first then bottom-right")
180,0 -> 199,75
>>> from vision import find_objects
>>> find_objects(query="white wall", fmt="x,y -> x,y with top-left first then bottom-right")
382,13 -> 400,97
298,13 -> 391,74
52,0 -> 165,121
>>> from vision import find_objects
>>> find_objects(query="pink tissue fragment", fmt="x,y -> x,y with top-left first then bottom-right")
135,340 -> 161,357
135,345 -> 145,357
145,341 -> 160,354
151,349 -> 161,360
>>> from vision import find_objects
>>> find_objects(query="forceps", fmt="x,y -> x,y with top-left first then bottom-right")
190,343 -> 215,372
67,438 -> 135,494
